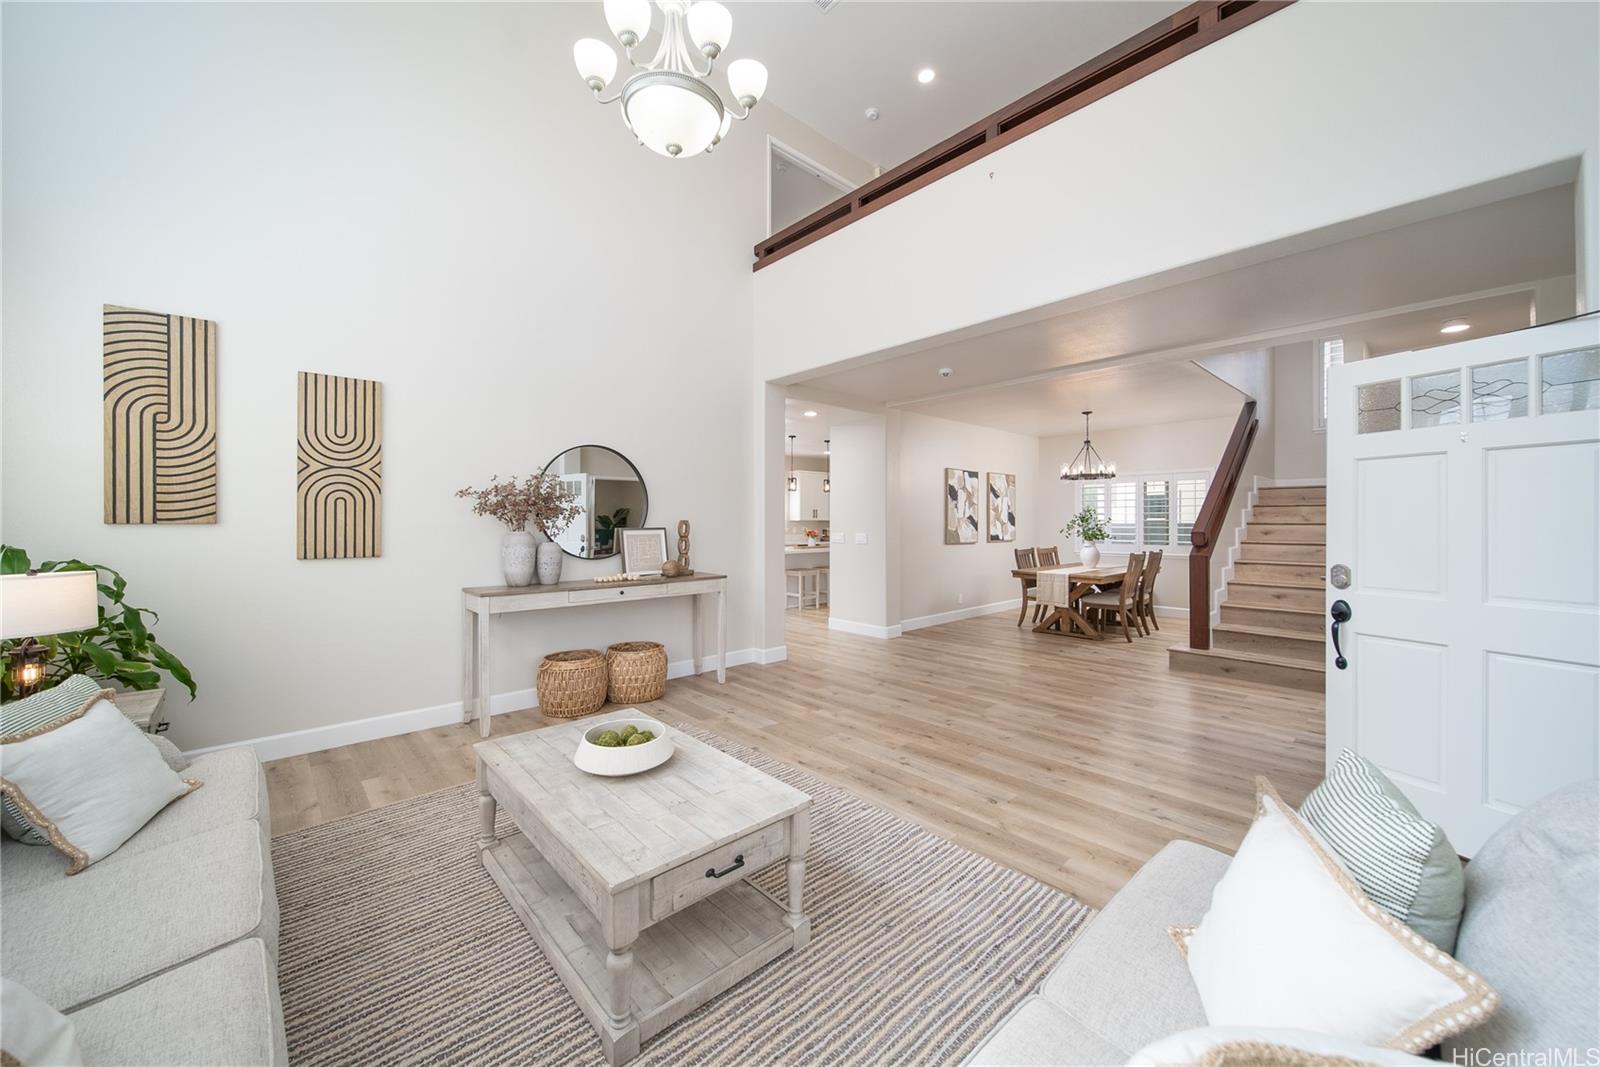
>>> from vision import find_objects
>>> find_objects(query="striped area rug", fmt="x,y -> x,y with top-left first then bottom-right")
272,727 -> 1092,1065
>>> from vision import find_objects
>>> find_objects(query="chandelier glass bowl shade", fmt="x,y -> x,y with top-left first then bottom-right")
1059,411 -> 1117,481
574,0 -> 767,158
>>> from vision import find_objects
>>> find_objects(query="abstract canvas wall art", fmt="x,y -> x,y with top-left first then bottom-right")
987,472 -> 1017,542
944,467 -> 979,544
103,305 -> 218,524
297,372 -> 383,560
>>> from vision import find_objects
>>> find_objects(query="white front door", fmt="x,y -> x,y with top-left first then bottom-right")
1326,316 -> 1599,854
557,474 -> 592,556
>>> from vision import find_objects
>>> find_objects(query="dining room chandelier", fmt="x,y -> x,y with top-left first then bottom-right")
1059,411 -> 1117,480
572,0 -> 769,159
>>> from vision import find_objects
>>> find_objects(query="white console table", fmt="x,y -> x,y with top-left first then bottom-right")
461,573 -> 727,738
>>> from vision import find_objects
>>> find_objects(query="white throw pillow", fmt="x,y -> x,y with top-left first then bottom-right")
1,976 -> 83,1066
1129,1026 -> 1433,1066
0,691 -> 199,874
1173,778 -> 1497,1052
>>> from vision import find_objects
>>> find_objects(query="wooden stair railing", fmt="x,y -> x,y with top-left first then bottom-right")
1188,400 -> 1258,651
752,0 -> 1294,271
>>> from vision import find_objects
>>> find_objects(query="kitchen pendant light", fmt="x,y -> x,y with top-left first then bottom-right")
573,0 -> 768,158
822,439 -> 830,493
1059,411 -> 1116,480
786,434 -> 798,492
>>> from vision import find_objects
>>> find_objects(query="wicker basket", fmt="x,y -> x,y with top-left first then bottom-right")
536,650 -> 608,719
606,641 -> 668,704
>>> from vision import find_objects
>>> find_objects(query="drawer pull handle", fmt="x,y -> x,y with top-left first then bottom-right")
705,854 -> 745,879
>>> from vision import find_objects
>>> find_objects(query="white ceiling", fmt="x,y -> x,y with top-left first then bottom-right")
783,397 -> 865,454
731,1 -> 1187,170
1361,292 -> 1535,357
789,185 -> 1576,416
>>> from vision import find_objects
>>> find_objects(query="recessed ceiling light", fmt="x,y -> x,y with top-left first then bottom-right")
1440,319 -> 1472,335
917,67 -> 936,84
803,410 -> 818,417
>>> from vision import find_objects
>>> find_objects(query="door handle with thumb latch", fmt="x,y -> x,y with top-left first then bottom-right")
1330,600 -> 1352,670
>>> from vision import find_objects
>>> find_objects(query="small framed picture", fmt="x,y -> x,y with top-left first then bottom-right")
620,527 -> 669,576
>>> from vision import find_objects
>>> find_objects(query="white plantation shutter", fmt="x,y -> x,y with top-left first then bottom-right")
1176,478 -> 1207,545
1106,482 -> 1136,544
1317,337 -> 1345,430
1143,480 -> 1171,546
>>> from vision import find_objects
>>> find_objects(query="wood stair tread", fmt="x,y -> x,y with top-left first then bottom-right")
1177,646 -> 1326,673
1212,623 -> 1324,644
1229,577 -> 1324,590
1222,603 -> 1322,617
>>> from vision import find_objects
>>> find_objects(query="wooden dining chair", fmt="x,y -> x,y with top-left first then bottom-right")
1037,546 -> 1060,567
1014,547 -> 1040,626
1137,549 -> 1163,634
1079,553 -> 1145,642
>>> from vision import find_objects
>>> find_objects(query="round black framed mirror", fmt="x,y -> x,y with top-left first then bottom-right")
541,445 -> 649,560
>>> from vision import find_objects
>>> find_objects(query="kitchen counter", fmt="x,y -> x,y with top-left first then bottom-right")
785,545 -> 832,555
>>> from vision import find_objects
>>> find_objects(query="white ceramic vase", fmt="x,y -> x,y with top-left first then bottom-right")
1079,542 -> 1101,568
536,541 -> 563,586
501,530 -> 536,587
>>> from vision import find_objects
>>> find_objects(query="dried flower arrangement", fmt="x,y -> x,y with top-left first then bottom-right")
456,473 -> 581,536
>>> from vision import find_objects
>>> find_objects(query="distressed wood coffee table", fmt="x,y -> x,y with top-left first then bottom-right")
475,722 -> 812,1065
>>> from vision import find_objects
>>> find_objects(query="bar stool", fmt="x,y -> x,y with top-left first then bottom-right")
785,569 -> 820,610
815,567 -> 830,607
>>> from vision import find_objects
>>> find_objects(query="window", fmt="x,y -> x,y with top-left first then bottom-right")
1079,473 -> 1208,553
1314,337 -> 1345,433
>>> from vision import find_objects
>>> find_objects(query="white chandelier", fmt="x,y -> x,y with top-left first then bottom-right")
573,0 -> 768,159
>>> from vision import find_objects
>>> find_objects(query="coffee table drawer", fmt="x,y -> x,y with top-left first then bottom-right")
649,821 -> 788,921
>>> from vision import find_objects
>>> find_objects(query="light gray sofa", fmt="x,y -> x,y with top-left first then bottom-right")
970,782 -> 1599,1066
0,744 -> 287,1066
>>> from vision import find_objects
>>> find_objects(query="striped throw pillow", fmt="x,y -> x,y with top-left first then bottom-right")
1,675 -> 108,844
1300,749 -> 1465,952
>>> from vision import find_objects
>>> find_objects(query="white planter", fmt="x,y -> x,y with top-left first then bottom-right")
501,530 -> 536,587
536,541 -> 563,586
1079,543 -> 1102,568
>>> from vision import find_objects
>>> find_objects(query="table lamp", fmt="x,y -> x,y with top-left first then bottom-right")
1,570 -> 100,698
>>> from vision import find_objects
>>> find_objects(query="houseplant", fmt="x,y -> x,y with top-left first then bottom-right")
594,507 -> 629,554
457,473 -> 581,586
0,546 -> 198,702
1060,508 -> 1109,568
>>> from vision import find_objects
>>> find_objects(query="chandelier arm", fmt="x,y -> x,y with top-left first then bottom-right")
591,87 -> 624,106
726,98 -> 753,121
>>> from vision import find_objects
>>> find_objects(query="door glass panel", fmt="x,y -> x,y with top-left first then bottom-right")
1540,347 -> 1600,414
1410,370 -> 1462,428
1471,359 -> 1529,422
1357,380 -> 1401,434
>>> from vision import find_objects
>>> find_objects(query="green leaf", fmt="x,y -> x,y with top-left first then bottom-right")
123,607 -> 149,644
82,642 -> 118,678
116,669 -> 162,689
0,546 -> 31,575
151,643 -> 198,700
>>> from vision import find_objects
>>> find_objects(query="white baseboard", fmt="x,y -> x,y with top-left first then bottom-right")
185,646 -> 768,762
900,598 -> 1020,633
827,617 -> 903,640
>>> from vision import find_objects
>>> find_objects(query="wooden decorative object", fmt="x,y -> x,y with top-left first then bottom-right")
103,305 -> 218,524
944,468 -> 979,544
677,520 -> 691,568
660,560 -> 684,577
594,572 -> 644,584
297,372 -> 383,560
536,649 -> 608,718
606,641 -> 668,703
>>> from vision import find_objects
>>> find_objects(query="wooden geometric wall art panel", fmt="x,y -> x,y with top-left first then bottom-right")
297,372 -> 383,560
102,304 -> 218,524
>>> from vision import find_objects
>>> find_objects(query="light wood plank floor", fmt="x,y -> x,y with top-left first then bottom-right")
266,606 -> 1324,908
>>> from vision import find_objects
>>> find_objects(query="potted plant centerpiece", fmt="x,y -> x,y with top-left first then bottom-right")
457,473 -> 581,587
1060,507 -> 1109,568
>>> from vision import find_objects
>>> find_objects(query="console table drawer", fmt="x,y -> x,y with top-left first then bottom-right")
649,820 -> 788,921
568,584 -> 674,605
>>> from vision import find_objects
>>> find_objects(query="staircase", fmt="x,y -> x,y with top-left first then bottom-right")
1170,484 -> 1326,691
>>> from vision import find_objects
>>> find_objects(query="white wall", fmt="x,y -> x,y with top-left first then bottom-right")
1272,342 -> 1326,482
752,1 -> 1600,382
0,3 -> 872,752
894,413 -> 1039,627
1037,415 -> 1235,613
825,418 -> 893,635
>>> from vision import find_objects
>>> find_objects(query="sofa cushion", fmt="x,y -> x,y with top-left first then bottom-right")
1,819 -> 279,1011
966,994 -> 1132,1067
2,975 -> 84,1066
0,747 -> 267,894
1441,781 -> 1599,1061
1038,841 -> 1225,1053
67,938 -> 287,1067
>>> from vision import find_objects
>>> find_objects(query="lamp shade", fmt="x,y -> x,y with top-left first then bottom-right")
574,38 -> 618,90
622,71 -> 723,157
603,0 -> 652,46
687,1 -> 732,57
727,58 -> 767,108
1,571 -> 99,640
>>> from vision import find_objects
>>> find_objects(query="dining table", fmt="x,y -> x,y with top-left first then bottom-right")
1011,564 -> 1129,640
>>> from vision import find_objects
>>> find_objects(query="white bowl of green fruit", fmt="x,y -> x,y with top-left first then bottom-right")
572,714 -> 674,777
